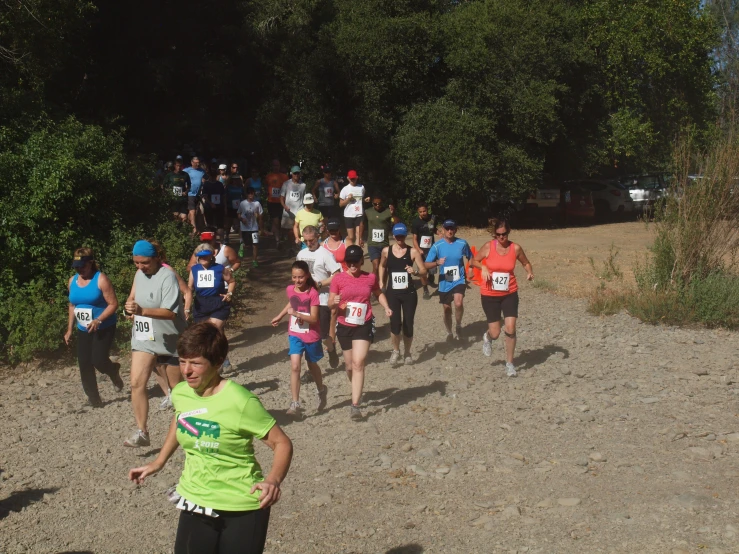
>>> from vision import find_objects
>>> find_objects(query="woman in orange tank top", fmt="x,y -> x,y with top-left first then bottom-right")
471,218 -> 534,377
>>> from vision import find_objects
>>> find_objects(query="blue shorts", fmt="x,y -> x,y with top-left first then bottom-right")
368,246 -> 384,261
288,335 -> 324,363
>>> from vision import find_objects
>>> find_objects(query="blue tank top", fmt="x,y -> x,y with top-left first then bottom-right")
192,263 -> 226,297
68,272 -> 117,331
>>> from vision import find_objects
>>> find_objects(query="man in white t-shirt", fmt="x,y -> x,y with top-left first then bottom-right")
339,169 -> 366,247
296,225 -> 341,368
280,165 -> 306,248
237,187 -> 263,268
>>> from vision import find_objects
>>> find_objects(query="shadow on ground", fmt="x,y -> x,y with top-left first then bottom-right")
0,487 -> 59,520
387,544 -> 424,554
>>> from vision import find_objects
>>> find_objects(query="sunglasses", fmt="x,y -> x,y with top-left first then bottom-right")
372,202 -> 382,206
346,260 -> 362,265
495,232 -> 509,237
231,166 -> 238,169
328,228 -> 340,233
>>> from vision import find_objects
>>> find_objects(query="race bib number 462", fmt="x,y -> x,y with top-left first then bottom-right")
74,307 -> 93,328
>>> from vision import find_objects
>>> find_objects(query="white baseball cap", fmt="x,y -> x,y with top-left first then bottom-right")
303,193 -> 315,204
218,164 -> 227,170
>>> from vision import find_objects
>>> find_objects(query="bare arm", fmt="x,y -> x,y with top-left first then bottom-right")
378,247 -> 389,289
411,248 -> 428,276
87,273 -> 119,332
64,276 -> 76,344
252,424 -> 293,508
271,301 -> 292,326
224,245 -> 241,272
186,251 -> 197,272
372,289 -> 393,317
516,244 -> 534,280
129,416 -> 180,483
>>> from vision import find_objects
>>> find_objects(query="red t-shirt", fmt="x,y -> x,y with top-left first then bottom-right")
330,271 -> 379,326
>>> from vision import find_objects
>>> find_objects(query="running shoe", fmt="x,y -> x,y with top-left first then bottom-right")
87,396 -> 104,409
446,331 -> 454,343
482,332 -> 492,357
300,371 -> 313,384
238,244 -> 244,257
109,363 -> 124,392
286,401 -> 303,416
252,260 -> 258,268
328,347 -> 340,369
389,350 -> 401,365
159,394 -> 173,410
404,356 -> 413,366
455,323 -> 463,339
221,358 -> 232,373
316,385 -> 328,412
124,429 -> 150,447
423,288 -> 430,300
350,405 -> 363,420
506,362 -> 517,377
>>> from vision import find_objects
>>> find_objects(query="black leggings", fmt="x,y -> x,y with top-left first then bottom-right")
76,325 -> 117,402
387,292 -> 418,337
174,507 -> 271,554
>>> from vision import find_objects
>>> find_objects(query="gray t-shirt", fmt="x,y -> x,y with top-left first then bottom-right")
281,180 -> 306,214
296,246 -> 341,306
130,267 -> 187,356
316,178 -> 337,207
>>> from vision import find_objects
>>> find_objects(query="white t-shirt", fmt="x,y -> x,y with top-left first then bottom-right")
237,200 -> 263,231
296,247 -> 341,306
281,180 -> 306,214
340,184 -> 366,218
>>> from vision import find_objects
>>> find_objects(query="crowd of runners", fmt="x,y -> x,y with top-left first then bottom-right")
65,158 -> 534,553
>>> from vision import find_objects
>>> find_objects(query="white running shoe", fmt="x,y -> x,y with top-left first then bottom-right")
123,429 -> 150,447
482,333 -> 492,357
159,394 -> 173,410
221,358 -> 232,373
404,356 -> 413,366
389,350 -> 400,365
506,362 -> 517,377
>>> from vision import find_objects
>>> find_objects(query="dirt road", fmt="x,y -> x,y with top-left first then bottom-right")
2,223 -> 738,554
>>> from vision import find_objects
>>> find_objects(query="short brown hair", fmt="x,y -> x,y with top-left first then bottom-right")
73,247 -> 99,272
177,322 -> 228,367
488,218 -> 511,235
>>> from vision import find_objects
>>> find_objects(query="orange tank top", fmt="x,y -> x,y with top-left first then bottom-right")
481,240 -> 518,297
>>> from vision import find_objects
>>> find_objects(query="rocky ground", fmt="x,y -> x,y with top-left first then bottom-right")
1,223 -> 738,554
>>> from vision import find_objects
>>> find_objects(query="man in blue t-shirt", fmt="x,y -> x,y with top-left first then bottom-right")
183,156 -> 206,233
424,219 -> 473,342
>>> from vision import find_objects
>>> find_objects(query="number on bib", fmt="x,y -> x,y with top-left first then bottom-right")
251,232 -> 259,244
289,313 -> 310,334
324,187 -> 334,197
211,194 -> 221,204
350,202 -> 361,216
197,270 -> 215,288
290,191 -> 301,201
345,302 -> 367,325
133,316 -> 154,341
492,272 -> 510,292
74,308 -> 93,329
271,188 -> 281,198
231,199 -> 240,209
372,229 -> 384,242
176,495 -> 219,518
173,186 -> 182,196
444,266 -> 461,282
420,236 -> 432,249
391,272 -> 408,290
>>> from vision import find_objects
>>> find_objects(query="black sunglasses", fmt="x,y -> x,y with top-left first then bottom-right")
495,232 -> 509,237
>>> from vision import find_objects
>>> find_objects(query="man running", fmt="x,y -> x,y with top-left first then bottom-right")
424,220 -> 473,342
265,159 -> 289,248
237,188 -> 263,268
183,156 -> 206,234
163,159 -> 191,223
297,225 -> 342,368
312,165 -> 339,220
411,201 -> 440,299
201,165 -> 225,237
364,194 -> 397,280
339,170 -> 366,246
281,166 -> 306,251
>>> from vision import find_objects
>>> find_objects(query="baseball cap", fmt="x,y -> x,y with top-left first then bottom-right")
392,223 -> 408,236
200,231 -> 215,241
196,249 -> 213,257
321,164 -> 332,172
290,165 -> 302,174
175,155 -> 183,160
345,245 -> 364,263
326,217 -> 341,230
442,219 -> 457,229
218,164 -> 227,170
347,169 -> 358,179
303,193 -> 315,204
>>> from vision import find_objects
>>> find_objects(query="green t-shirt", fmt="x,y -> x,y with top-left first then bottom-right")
173,380 -> 276,511
365,207 -> 394,247
164,171 -> 191,197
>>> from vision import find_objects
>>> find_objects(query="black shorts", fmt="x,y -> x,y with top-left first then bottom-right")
241,231 -> 260,246
194,295 -> 231,322
156,354 -> 179,366
226,206 -> 238,219
205,207 -> 224,227
344,215 -> 362,230
438,283 -> 466,305
174,507 -> 270,554
481,291 -> 519,322
319,305 -> 331,339
173,199 -> 188,214
187,196 -> 199,211
267,202 -> 283,219
319,205 -> 339,219
336,318 -> 375,350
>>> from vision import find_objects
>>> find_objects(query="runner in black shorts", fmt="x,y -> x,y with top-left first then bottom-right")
411,201 -> 439,299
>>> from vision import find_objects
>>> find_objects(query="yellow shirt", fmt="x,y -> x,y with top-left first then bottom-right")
294,208 -> 323,240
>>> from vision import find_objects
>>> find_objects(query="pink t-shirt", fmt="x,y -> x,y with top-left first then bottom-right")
286,285 -> 321,343
329,271 -> 379,327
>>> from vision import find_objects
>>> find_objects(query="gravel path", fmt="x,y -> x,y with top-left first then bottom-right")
1,246 -> 738,554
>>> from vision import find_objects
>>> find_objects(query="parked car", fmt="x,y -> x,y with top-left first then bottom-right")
620,174 -> 671,214
524,182 -> 595,223
568,179 -> 634,220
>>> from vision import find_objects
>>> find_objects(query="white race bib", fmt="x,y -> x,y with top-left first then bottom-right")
231,199 -> 240,209
251,232 -> 259,244
271,188 -> 281,198
420,236 -> 432,249
197,270 -> 215,288
492,272 -> 510,291
290,191 -> 301,201
372,229 -> 384,242
324,186 -> 334,197
211,194 -> 221,204
173,186 -> 182,196
74,308 -> 93,329
391,272 -> 408,290
345,302 -> 367,325
444,266 -> 461,282
133,316 -> 154,341
350,202 -> 361,216
289,313 -> 310,334
176,495 -> 219,519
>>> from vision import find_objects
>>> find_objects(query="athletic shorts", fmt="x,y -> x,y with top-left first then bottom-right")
226,206 -> 238,218
187,196 -> 199,211
336,318 -> 375,350
319,305 -> 331,339
204,207 -> 224,228
268,202 -> 283,220
194,295 -> 231,322
319,205 -> 339,219
368,246 -> 384,261
281,210 -> 296,230
173,199 -> 188,214
438,283 -> 466,305
344,215 -> 362,230
241,230 -> 260,246
156,354 -> 179,366
288,335 -> 324,363
481,291 -> 519,322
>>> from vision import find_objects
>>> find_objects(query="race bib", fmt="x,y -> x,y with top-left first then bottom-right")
420,236 -> 432,249
271,188 -> 281,198
173,186 -> 182,196
289,313 -> 310,334
372,229 -> 384,242
492,272 -> 510,291
324,186 -> 334,197
74,307 -> 93,329
350,202 -> 361,216
444,266 -> 460,282
290,191 -> 301,201
251,232 -> 259,244
197,270 -> 215,288
211,194 -> 221,204
391,272 -> 408,290
133,316 -> 154,341
231,199 -> 240,209
175,495 -> 219,519
345,302 -> 367,325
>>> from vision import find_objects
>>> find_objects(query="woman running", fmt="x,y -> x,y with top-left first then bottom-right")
129,322 -> 293,554
64,247 -> 124,407
471,218 -> 534,377
378,223 -> 427,366
329,245 -> 392,420
322,217 -> 348,271
270,260 -> 328,417
123,240 -> 188,447
189,244 -> 235,330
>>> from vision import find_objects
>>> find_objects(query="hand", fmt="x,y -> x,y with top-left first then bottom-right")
358,238 -> 365,248
270,315 -> 282,327
405,265 -> 414,275
125,301 -> 141,316
363,196 -> 370,203
250,479 -> 282,508
481,266 -> 491,282
64,329 -> 73,345
389,204 -> 395,215
87,319 -> 102,333
129,461 -> 163,484
438,257 -> 446,266
384,307 -> 393,318
527,273 -> 534,281
347,194 -> 354,201
332,295 -> 342,308
295,238 -> 301,244
220,293 -> 232,303
287,307 -> 295,316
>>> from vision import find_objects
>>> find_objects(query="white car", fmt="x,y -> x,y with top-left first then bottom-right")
568,179 -> 634,220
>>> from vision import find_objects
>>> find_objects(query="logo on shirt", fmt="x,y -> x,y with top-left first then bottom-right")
177,413 -> 221,454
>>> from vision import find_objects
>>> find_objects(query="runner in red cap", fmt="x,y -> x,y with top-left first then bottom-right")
339,170 -> 366,247
187,228 -> 240,273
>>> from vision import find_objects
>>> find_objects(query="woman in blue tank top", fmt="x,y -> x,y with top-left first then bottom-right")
64,247 -> 124,407
188,243 -> 236,331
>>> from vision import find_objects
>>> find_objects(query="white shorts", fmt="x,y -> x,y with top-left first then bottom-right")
281,210 -> 296,230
